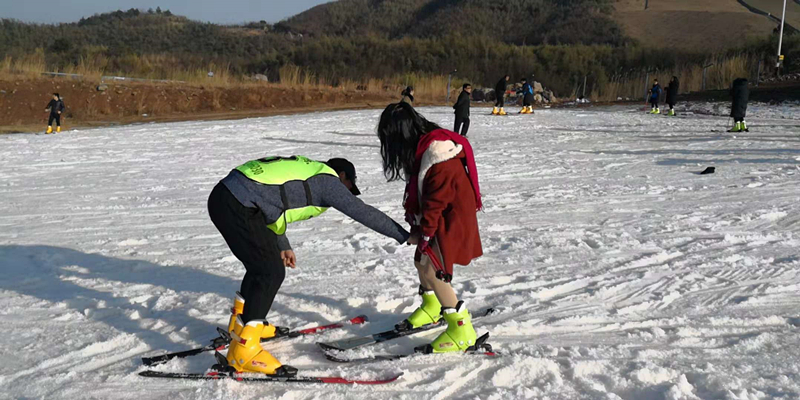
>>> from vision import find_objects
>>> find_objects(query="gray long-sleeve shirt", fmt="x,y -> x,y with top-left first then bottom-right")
221,170 -> 409,251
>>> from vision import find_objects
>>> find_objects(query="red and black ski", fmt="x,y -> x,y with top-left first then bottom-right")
142,315 -> 368,366
139,370 -> 402,385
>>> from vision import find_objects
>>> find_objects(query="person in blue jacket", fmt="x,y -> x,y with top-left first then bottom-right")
518,78 -> 534,114
648,79 -> 663,114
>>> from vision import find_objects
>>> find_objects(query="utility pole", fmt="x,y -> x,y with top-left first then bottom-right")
776,0 -> 787,77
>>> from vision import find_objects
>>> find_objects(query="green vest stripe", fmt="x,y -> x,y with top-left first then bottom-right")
235,156 -> 337,235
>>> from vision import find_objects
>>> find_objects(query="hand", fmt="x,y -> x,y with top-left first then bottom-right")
281,250 -> 296,269
407,231 -> 420,245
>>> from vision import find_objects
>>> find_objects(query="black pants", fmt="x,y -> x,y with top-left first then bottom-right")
523,94 -> 534,107
48,113 -> 61,126
208,183 -> 285,324
650,100 -> 659,109
495,94 -> 504,108
454,116 -> 470,136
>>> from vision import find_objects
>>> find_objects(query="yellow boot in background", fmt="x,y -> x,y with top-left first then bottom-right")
227,292 -> 245,333
46,126 -> 53,134
226,319 -> 294,375
56,126 -> 61,133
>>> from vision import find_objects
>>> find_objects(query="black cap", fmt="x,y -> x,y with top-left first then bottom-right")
326,158 -> 361,195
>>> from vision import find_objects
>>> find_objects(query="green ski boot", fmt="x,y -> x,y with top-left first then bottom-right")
728,121 -> 742,132
395,286 -> 442,331
742,120 -> 749,132
417,301 -> 477,353
668,109 -> 675,116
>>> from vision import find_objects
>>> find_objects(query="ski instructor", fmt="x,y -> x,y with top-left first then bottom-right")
208,155 -> 410,376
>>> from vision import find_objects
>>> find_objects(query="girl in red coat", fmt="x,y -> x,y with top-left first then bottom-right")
377,102 -> 483,353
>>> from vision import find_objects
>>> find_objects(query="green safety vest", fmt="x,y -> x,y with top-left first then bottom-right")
236,156 -> 337,235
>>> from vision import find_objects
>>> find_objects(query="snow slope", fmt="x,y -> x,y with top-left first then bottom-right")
1,105 -> 799,399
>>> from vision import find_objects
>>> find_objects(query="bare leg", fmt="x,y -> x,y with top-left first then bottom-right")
413,242 -> 458,308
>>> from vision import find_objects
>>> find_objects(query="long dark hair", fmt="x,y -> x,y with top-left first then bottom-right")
377,102 -> 441,182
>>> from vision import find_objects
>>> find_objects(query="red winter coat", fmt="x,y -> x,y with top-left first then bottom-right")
416,145 -> 482,274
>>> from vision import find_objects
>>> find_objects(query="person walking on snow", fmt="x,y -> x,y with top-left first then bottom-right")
377,102 -> 483,354
665,76 -> 680,116
519,78 -> 534,114
453,83 -> 471,136
45,93 -> 65,134
648,79 -> 663,114
208,156 -> 409,375
728,78 -> 750,132
492,75 -> 510,115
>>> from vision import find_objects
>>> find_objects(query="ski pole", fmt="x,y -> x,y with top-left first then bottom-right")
423,247 -> 452,283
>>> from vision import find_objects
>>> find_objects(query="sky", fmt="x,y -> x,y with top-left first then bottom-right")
0,0 -> 333,24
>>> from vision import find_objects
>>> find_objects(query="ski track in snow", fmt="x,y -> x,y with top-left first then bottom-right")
1,104 -> 800,399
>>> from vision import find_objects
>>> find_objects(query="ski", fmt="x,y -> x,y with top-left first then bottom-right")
142,315 -> 368,366
316,308 -> 495,352
324,333 -> 497,364
139,370 -> 402,385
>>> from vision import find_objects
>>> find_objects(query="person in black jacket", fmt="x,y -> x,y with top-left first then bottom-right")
492,75 -> 510,115
665,76 -> 679,116
729,78 -> 749,132
45,93 -> 65,134
453,83 -> 471,136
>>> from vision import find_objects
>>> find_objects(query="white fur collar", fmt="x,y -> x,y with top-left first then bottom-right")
417,140 -> 463,201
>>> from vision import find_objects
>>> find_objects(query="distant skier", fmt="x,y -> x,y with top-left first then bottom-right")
648,79 -> 663,114
45,93 -> 65,134
665,76 -> 679,116
453,83 -> 471,136
728,78 -> 749,132
401,86 -> 414,104
208,156 -> 409,375
492,75 -> 510,115
519,78 -> 534,114
377,102 -> 483,354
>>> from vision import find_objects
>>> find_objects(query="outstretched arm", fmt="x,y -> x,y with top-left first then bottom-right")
321,177 -> 410,243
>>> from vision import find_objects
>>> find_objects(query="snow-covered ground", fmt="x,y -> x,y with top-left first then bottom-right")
1,104 -> 800,399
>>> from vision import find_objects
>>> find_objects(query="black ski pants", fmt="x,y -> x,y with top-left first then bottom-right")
454,115 -> 470,136
208,183 -> 286,324
495,93 -> 504,108
48,113 -> 61,127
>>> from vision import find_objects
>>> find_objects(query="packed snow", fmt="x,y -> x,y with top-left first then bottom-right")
1,104 -> 800,399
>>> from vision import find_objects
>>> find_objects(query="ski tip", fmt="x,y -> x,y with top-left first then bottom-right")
320,372 -> 404,385
351,315 -> 369,324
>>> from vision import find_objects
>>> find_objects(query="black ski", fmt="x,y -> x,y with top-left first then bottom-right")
139,370 -> 402,385
316,308 -> 495,352
324,333 -> 497,364
142,315 -> 368,366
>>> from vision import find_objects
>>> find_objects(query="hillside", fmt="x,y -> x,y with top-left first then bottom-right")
612,0 -> 778,51
279,0 -> 628,46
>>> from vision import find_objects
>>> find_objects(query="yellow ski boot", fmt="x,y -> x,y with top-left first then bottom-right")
498,107 -> 507,116
224,317 -> 297,376
46,126 -> 53,134
492,107 -> 499,115
56,126 -> 61,133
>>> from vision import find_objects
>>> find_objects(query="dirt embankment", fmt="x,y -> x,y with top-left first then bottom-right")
0,77 -> 405,133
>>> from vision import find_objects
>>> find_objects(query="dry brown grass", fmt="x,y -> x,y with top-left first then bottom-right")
591,53 -> 758,101
613,0 -> 775,51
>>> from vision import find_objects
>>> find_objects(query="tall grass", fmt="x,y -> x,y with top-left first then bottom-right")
590,54 -> 759,102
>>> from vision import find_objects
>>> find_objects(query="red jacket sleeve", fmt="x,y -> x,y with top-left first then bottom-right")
419,161 -> 456,238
